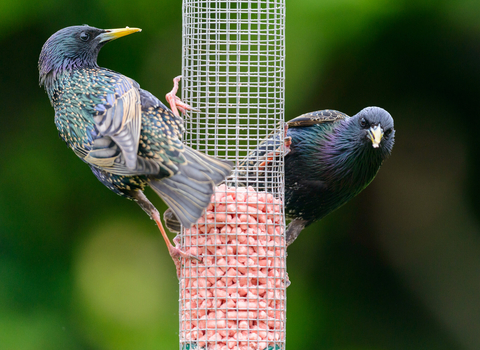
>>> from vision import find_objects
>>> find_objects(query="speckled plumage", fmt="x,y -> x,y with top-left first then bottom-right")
39,25 -> 232,265
49,67 -> 185,193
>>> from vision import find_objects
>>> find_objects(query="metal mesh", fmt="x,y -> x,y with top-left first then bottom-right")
180,0 -> 286,349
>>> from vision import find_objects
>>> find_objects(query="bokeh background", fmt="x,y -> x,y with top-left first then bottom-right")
1,0 -> 480,349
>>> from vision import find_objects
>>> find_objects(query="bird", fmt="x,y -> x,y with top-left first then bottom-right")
163,108 -> 395,246
38,25 -> 233,267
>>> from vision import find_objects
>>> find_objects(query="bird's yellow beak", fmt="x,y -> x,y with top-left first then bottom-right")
98,27 -> 142,43
368,125 -> 383,148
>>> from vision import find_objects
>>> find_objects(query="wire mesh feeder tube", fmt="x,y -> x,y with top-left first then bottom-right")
180,0 -> 286,349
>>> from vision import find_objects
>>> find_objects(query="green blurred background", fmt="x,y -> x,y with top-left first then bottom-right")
1,0 -> 480,349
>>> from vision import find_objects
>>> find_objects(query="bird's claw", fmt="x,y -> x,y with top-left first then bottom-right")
173,234 -> 181,247
168,245 -> 201,262
165,75 -> 200,116
283,122 -> 291,149
173,234 -> 202,262
168,244 -> 202,278
283,136 -> 292,155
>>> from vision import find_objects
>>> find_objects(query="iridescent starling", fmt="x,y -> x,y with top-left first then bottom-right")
38,25 -> 232,264
164,108 -> 395,246
280,107 -> 394,245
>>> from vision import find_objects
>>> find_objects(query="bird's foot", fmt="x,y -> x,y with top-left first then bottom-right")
283,136 -> 292,154
168,244 -> 201,262
285,218 -> 307,247
165,75 -> 199,116
283,122 -> 291,153
257,134 -> 292,171
285,272 -> 291,288
168,243 -> 202,278
171,233 -> 201,262
173,234 -> 182,247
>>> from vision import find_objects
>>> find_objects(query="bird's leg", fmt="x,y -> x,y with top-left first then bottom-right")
285,218 -> 308,247
165,75 -> 199,116
128,190 -> 200,276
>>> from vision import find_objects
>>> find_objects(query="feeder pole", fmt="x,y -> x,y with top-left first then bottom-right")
180,0 -> 286,349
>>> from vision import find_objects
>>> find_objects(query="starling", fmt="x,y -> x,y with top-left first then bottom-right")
38,25 -> 233,265
164,108 -> 395,246
279,107 -> 394,245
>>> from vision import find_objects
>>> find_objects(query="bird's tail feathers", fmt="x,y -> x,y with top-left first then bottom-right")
149,147 -> 233,228
149,174 -> 213,228
180,146 -> 233,185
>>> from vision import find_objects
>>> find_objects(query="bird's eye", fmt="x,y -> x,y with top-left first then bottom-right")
359,117 -> 369,128
80,32 -> 90,41
384,128 -> 393,137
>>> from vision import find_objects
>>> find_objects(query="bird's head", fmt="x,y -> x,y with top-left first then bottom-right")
38,25 -> 141,87
352,106 -> 395,154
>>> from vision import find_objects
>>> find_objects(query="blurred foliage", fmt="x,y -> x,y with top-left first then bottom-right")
1,0 -> 480,349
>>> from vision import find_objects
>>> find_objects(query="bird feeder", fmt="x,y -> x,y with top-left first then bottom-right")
179,0 -> 286,349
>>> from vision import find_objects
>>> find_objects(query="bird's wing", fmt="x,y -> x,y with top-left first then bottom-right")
89,86 -> 191,178
86,76 -> 142,171
233,110 -> 348,189
138,88 -> 185,139
287,109 -> 348,127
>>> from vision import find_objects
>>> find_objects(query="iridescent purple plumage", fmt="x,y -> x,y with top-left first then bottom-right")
164,107 -> 395,246
284,107 -> 394,244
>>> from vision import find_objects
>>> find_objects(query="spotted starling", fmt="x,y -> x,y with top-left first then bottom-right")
164,108 -> 395,246
38,25 -> 232,265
